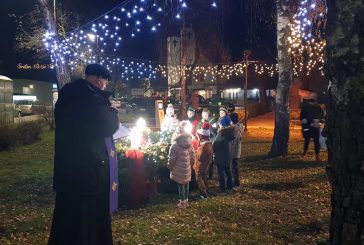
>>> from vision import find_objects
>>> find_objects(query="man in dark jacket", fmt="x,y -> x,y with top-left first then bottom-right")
212,116 -> 235,192
48,64 -> 119,245
300,93 -> 324,162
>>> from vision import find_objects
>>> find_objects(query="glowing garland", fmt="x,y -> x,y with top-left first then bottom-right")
42,0 -> 219,72
85,59 -> 278,82
42,0 -> 327,83
289,0 -> 327,76
41,0 -> 279,82
157,63 -> 278,82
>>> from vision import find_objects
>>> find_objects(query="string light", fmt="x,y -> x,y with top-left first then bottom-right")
289,0 -> 327,76
43,0 -> 220,78
66,56 -> 278,82
42,0 -> 328,85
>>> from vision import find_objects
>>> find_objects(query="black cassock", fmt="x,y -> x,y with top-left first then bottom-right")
48,79 -> 119,245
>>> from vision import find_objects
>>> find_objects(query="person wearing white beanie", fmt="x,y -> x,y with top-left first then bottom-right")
161,104 -> 179,131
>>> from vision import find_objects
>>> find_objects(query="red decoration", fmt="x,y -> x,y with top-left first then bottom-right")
125,149 -> 148,208
125,148 -> 144,160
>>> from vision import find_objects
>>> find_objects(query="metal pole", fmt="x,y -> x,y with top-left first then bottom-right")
244,60 -> 248,131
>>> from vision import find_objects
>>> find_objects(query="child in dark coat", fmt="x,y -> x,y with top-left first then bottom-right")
212,116 -> 235,192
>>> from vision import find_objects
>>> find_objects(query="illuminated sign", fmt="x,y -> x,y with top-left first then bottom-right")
17,63 -> 55,70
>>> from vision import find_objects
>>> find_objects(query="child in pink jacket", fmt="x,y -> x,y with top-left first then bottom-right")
168,121 -> 195,208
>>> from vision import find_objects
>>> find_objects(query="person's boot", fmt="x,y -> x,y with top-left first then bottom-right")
315,154 -> 322,162
183,199 -> 189,208
177,200 -> 184,208
302,151 -> 307,159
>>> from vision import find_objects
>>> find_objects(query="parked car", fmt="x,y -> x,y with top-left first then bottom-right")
186,94 -> 209,112
206,98 -> 235,116
14,100 -> 49,116
13,106 -> 21,117
125,97 -> 155,118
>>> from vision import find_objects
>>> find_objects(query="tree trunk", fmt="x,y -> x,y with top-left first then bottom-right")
326,0 -> 364,244
38,0 -> 71,88
269,0 -> 293,158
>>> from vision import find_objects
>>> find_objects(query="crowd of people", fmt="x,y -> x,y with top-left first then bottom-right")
162,103 -> 245,208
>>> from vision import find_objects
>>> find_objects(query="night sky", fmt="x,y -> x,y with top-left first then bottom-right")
0,0 -> 275,82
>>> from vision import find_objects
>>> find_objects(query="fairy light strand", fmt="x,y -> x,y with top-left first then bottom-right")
289,0 -> 327,76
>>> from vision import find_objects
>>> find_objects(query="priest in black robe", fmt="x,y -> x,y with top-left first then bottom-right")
48,64 -> 119,245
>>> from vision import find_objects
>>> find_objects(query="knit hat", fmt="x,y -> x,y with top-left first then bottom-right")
229,112 -> 239,124
166,104 -> 174,114
219,116 -> 231,128
187,107 -> 195,114
85,64 -> 111,80
219,107 -> 228,115
197,122 -> 211,139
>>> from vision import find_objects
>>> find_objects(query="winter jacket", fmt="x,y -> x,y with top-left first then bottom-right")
167,133 -> 195,184
194,141 -> 213,173
53,79 -> 119,196
213,125 -> 235,166
230,123 -> 244,158
300,102 -> 324,131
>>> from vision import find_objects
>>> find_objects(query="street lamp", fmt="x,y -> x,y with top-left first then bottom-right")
243,49 -> 251,131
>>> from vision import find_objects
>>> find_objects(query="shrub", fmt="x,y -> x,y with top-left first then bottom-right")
41,106 -> 55,130
17,123 -> 43,145
0,126 -> 15,151
0,122 -> 43,151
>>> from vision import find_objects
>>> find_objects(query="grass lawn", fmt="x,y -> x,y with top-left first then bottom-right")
0,128 -> 330,245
